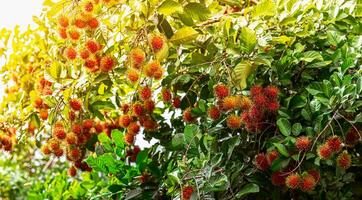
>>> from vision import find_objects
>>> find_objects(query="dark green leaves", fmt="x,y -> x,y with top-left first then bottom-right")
277,118 -> 291,136
235,183 -> 260,198
184,3 -> 210,21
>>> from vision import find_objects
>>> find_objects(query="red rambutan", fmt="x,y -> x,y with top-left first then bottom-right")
80,49 -> 90,60
345,128 -> 360,146
326,136 -> 343,153
59,28 -> 67,39
139,86 -> 152,101
317,143 -> 332,160
182,186 -> 194,200
143,99 -> 155,113
172,96 -> 181,108
88,18 -> 99,29
83,119 -> 94,129
65,47 -> 77,60
125,133 -> 135,145
86,40 -> 100,53
264,86 -> 279,100
271,171 -> 286,186
208,106 -> 220,120
214,84 -> 229,99
58,15 -> 69,28
255,153 -> 269,171
226,114 -> 241,129
150,35 -> 164,52
68,166 -> 77,177
183,108 -> 195,123
162,89 -> 172,103
53,127 -> 66,140
127,122 -> 140,135
295,136 -> 311,151
119,114 -> 132,128
300,174 -> 316,192
100,55 -> 115,72
307,169 -> 320,183
132,103 -> 143,117
285,173 -> 301,189
266,150 -> 279,165
69,99 -> 82,111
336,151 -> 352,169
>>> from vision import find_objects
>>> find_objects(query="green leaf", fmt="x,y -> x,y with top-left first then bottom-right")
183,124 -> 200,155
306,83 -> 323,95
170,27 -> 198,44
301,51 -> 323,63
252,0 -> 276,18
98,132 -> 112,152
239,27 -> 257,53
273,143 -> 289,157
91,101 -> 116,110
292,123 -> 302,136
184,3 -> 210,21
277,118 -> 291,136
158,0 -> 183,15
271,158 -> 291,171
235,183 -> 260,198
171,133 -> 184,150
111,129 -> 124,148
234,61 -> 254,89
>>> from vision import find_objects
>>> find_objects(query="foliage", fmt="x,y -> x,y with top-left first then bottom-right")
0,0 -> 361,199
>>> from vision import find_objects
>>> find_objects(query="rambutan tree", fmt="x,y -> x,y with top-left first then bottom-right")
0,0 -> 361,199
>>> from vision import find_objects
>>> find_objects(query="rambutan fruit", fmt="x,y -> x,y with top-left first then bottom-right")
84,1 -> 93,12
126,69 -> 139,83
54,148 -> 64,157
266,102 -> 280,112
34,97 -> 43,109
100,55 -> 115,72
208,106 -> 220,120
153,69 -> 163,80
250,85 -> 263,98
214,84 -> 229,99
68,166 -> 77,177
68,29 -> 80,40
143,99 -> 155,113
125,133 -> 135,145
129,48 -> 145,69
255,153 -> 269,171
143,118 -> 157,131
253,94 -> 268,108
326,136 -> 343,153
41,145 -> 51,155
183,108 -> 195,123
144,61 -> 161,78
127,122 -> 140,135
68,111 -> 76,121
80,162 -> 92,172
53,127 -> 66,140
307,169 -> 320,183
161,89 -> 172,103
222,96 -> 238,111
226,114 -> 241,129
84,57 -> 98,69
72,124 -> 83,135
95,122 -> 104,133
69,98 -> 82,111
39,109 -> 48,120
58,15 -> 69,28
182,186 -> 194,200
130,146 -> 141,162
266,150 -> 279,165
80,49 -> 90,60
295,136 -> 311,151
264,86 -> 279,100
336,151 -> 351,169
345,128 -> 360,146
86,40 -> 100,53
150,35 -> 164,52
68,148 -> 82,161
249,106 -> 264,120
132,103 -> 143,117
65,47 -> 77,60
66,132 -> 78,145
139,86 -> 152,101
300,174 -> 316,192
172,96 -> 181,108
285,173 -> 301,189
82,119 -> 94,129
119,114 -> 132,128
74,18 -> 87,28
88,18 -> 99,29
240,96 -> 252,110
122,103 -> 130,113
48,138 -> 60,152
59,28 -> 67,39
317,143 -> 332,160
271,171 -> 286,186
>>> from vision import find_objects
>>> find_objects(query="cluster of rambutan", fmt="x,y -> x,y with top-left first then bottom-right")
161,88 -> 181,108
31,95 -> 50,134
254,150 -> 280,171
182,186 -> 194,200
270,169 -> 320,192
316,135 -> 352,169
38,77 -> 53,96
57,1 -> 117,73
0,128 -> 16,152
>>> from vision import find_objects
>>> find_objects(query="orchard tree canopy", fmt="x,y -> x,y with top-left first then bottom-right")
0,0 -> 362,199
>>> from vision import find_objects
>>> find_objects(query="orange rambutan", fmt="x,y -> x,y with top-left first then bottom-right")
143,99 -> 155,113
132,103 -> 143,117
68,29 -> 80,40
153,69 -> 163,80
143,118 -> 157,131
300,174 -> 316,192
48,138 -> 60,152
74,18 -> 87,28
226,114 -> 241,129
183,108 -> 195,123
150,35 -> 164,52
214,84 -> 229,99
58,15 -> 69,28
68,148 -> 82,161
34,97 -> 43,108
54,148 -> 64,157
80,49 -> 90,60
84,57 -> 98,69
100,55 -> 115,72
326,136 -> 342,153
144,61 -> 161,78
255,153 -> 269,171
53,127 -> 66,140
127,122 -> 140,135
72,124 -> 83,135
208,106 -> 220,120
295,136 -> 311,151
127,69 -> 139,83
125,133 -> 135,145
119,114 -> 132,128
222,96 -> 238,111
82,119 -> 94,129
130,48 -> 145,69
139,86 -> 152,101
69,99 -> 82,111
88,18 -> 99,29
336,151 -> 351,169
84,1 -> 94,12
41,145 -> 51,155
59,28 -> 68,39
285,173 -> 301,189
66,132 -> 78,145
317,143 -> 332,160
240,96 -> 252,110
39,109 -> 48,120
266,150 -> 279,165
65,47 -> 77,60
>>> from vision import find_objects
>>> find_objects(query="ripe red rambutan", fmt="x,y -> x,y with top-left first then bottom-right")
143,118 -> 157,131
128,122 -> 140,135
253,94 -> 268,108
150,35 -> 164,52
139,86 -> 152,101
226,114 -> 241,129
300,174 -> 316,192
80,162 -> 92,172
100,55 -> 115,72
53,127 -> 66,140
48,139 -> 60,151
208,106 -> 220,120
266,150 -> 279,165
84,1 -> 93,12
345,128 -> 360,146
68,166 -> 77,177
336,151 -> 351,169
119,115 -> 132,128
122,103 -> 130,113
68,148 -> 82,161
59,28 -> 67,39
295,136 -> 311,151
39,109 -> 48,120
65,47 -> 77,60
264,86 -> 279,100
68,29 -> 80,40
80,49 -> 90,60
95,122 -> 104,133
88,18 -> 99,29
54,148 -> 64,157
183,108 -> 195,123
326,136 -> 343,153
271,171 -> 286,186
162,89 -> 172,103
285,173 -> 301,189
72,124 -> 83,135
83,119 -> 94,129
307,169 -> 320,183
84,57 -> 98,69
172,96 -> 181,108
127,69 -> 139,83
250,85 -> 263,97
69,99 -> 82,111
66,132 -> 78,145
58,15 -> 69,28
41,145 -> 51,155
255,153 -> 269,171
130,48 -> 145,69
125,133 -> 135,145
74,18 -> 87,28
182,186 -> 194,200
132,103 -> 143,117
68,111 -> 76,121
143,99 -> 155,113
214,84 -> 229,99
249,106 -> 264,120
86,40 -> 100,53
267,102 -> 280,112
317,143 -> 332,160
